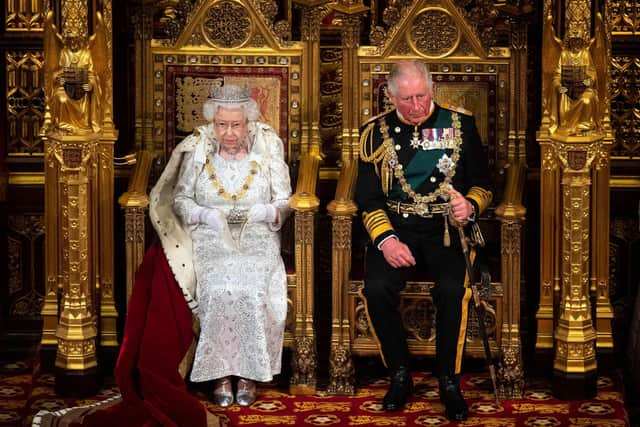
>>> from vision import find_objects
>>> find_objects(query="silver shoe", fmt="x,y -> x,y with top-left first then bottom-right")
212,377 -> 234,407
236,378 -> 256,407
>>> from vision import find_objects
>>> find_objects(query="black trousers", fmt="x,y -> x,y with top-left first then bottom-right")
362,213 -> 471,378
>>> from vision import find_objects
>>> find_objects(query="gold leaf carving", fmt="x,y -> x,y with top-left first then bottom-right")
202,2 -> 251,48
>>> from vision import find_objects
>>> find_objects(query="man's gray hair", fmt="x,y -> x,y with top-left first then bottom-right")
203,84 -> 260,122
387,60 -> 433,96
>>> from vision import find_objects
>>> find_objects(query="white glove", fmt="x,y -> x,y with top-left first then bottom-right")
198,207 -> 226,231
247,204 -> 277,224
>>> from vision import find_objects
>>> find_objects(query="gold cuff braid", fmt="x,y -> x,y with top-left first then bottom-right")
362,209 -> 394,242
466,186 -> 493,214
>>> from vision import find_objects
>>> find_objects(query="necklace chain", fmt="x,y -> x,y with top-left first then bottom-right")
206,158 -> 259,202
380,112 -> 462,204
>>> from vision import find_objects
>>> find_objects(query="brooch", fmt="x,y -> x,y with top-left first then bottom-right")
437,154 -> 454,175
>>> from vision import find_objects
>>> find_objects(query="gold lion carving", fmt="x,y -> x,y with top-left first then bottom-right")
329,345 -> 355,394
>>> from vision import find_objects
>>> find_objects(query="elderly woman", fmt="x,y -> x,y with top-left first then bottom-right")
153,83 -> 291,408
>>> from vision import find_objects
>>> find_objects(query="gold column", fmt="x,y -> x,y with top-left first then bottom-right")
42,0 -> 118,394
536,130 -> 559,350
592,133 -> 614,350
327,0 -> 367,395
97,136 -> 118,350
96,0 -> 119,352
552,135 -> 600,399
327,159 -> 358,395
494,2 -> 532,398
118,151 -> 154,304
289,155 -> 320,394
133,9 -> 154,152
495,163 -> 526,399
331,1 -> 367,161
297,2 -> 326,159
537,1 -> 612,398
48,136 -> 100,396
42,138 -> 61,360
289,0 -> 327,395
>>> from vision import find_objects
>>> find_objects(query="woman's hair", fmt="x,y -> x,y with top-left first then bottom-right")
202,84 -> 260,122
387,59 -> 433,96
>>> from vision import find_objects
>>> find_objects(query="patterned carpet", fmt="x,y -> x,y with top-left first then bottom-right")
0,359 -> 632,427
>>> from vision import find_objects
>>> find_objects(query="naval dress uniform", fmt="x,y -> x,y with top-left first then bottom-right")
354,102 -> 493,380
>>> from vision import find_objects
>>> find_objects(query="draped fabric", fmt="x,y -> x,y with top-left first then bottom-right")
80,243 -> 220,427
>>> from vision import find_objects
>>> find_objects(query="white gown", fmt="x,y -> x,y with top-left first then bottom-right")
172,123 -> 291,383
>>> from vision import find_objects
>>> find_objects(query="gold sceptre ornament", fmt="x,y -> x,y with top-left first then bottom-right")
454,219 -> 499,403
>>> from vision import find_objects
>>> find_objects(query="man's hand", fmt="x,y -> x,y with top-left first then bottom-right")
380,238 -> 416,268
448,188 -> 474,223
247,203 -> 278,224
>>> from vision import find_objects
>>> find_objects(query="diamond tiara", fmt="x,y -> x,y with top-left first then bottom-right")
210,84 -> 251,104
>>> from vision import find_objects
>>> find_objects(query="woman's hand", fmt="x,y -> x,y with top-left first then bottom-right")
198,208 -> 226,231
247,204 -> 277,224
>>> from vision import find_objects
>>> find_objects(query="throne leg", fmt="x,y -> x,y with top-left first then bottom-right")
328,344 -> 356,395
289,336 -> 317,394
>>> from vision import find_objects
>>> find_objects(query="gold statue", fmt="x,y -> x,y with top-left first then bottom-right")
43,11 -> 108,135
542,13 -> 608,135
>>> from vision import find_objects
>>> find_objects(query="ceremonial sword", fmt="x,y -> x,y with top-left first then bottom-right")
454,221 -> 500,403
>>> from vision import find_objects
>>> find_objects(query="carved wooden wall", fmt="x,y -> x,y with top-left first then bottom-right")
0,0 -> 48,358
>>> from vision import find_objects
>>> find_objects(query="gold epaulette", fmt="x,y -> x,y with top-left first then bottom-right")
363,109 -> 391,126
440,102 -> 473,116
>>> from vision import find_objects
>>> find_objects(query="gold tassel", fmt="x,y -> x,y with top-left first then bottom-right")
443,214 -> 451,247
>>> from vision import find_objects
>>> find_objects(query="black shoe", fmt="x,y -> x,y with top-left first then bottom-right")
382,366 -> 413,411
438,375 -> 468,421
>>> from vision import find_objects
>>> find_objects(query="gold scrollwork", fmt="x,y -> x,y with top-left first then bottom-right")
409,8 -> 460,58
202,2 -> 251,48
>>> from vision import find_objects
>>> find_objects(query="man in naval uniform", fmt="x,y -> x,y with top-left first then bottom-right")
355,59 -> 493,421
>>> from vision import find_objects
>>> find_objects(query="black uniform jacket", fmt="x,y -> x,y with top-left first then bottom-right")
355,103 -> 493,247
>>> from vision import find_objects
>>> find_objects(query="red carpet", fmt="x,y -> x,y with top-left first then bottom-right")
2,359 -> 630,426
203,372 -> 630,426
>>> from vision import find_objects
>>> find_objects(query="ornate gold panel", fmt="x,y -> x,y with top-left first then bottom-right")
611,55 -> 640,157
408,8 -> 461,58
610,0 -> 640,35
6,51 -> 45,156
319,46 -> 343,171
347,281 -> 501,357
7,214 -> 45,318
5,0 -> 46,31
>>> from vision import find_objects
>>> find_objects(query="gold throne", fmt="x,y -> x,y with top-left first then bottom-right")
326,1 -> 527,399
119,0 -> 321,394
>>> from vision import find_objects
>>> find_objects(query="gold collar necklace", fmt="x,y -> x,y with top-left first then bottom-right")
205,158 -> 259,202
380,112 -> 462,205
